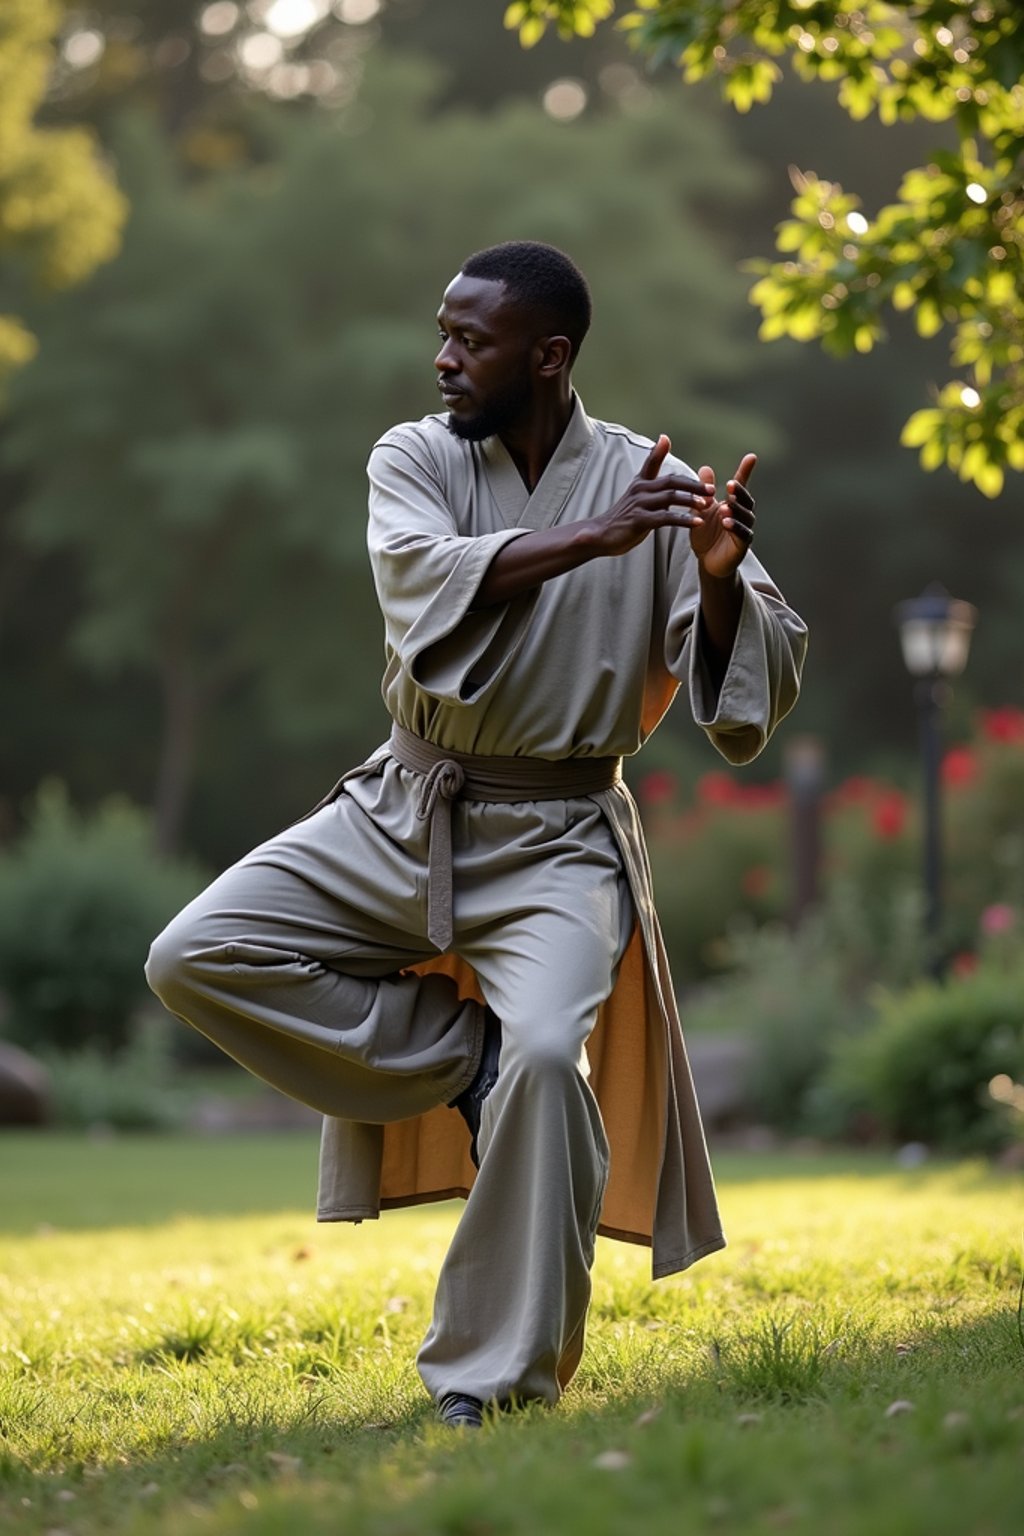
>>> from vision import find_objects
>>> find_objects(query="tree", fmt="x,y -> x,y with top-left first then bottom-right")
4,56 -> 770,856
0,0 -> 126,387
505,2 -> 1024,497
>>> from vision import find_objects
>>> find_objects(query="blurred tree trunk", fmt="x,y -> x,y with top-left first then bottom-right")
153,654 -> 200,857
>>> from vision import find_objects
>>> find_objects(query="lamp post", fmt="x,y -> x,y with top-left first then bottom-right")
894,584 -> 977,977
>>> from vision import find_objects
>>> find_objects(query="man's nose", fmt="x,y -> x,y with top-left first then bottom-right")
434,339 -> 457,373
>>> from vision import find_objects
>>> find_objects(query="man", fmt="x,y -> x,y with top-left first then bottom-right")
147,241 -> 807,1429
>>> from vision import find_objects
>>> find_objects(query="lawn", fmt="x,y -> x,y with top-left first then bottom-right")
1,1133 -> 1022,1536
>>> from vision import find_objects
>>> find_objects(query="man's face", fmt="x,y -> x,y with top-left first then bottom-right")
434,274 -> 535,441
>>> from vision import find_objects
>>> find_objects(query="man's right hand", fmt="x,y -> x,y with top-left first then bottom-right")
590,434 -> 714,557
470,434 -> 713,611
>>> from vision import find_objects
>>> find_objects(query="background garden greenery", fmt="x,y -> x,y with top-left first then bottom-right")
1,2 -> 1023,1159
507,0 -> 1024,497
3,0 -> 1023,861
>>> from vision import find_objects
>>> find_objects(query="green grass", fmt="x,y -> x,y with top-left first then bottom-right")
1,1134 -> 1023,1535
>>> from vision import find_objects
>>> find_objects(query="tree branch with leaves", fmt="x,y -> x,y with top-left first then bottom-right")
506,1 -> 1024,497
0,0 -> 126,389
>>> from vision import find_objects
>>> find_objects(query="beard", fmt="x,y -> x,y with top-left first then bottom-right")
445,372 -> 533,442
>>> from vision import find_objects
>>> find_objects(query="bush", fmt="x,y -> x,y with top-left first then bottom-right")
39,1018 -> 190,1132
644,770 -> 788,983
683,914 -> 865,1132
641,705 -> 1024,986
0,783 -> 204,1051
818,954 -> 1024,1153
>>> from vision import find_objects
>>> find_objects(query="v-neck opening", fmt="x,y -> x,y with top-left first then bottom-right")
479,395 -> 595,532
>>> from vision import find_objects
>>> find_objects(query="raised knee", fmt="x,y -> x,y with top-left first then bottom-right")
145,922 -> 196,1011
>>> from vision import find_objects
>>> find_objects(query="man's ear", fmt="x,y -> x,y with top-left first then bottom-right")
536,335 -> 572,378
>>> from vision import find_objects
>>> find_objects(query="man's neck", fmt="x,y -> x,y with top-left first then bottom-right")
499,392 -> 576,492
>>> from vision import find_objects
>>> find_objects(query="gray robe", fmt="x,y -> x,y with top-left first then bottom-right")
317,394 -> 807,1279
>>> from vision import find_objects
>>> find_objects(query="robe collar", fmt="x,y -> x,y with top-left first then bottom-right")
479,392 -> 595,531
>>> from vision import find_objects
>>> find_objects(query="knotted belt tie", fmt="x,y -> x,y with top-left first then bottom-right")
388,724 -> 623,951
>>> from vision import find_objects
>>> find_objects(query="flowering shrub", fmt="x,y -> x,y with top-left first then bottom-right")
643,706 -> 1024,985
641,769 -> 788,981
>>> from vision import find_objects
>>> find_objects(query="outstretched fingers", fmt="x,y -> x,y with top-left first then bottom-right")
722,453 -> 757,541
639,434 -> 672,480
732,452 -> 758,488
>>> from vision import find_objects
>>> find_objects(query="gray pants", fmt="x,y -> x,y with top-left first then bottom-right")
146,760 -> 634,1405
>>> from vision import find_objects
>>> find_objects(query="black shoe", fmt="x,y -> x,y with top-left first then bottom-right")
436,1391 -> 484,1429
448,1005 -> 501,1168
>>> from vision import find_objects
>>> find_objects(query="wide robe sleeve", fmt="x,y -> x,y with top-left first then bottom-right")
659,528 -> 808,764
367,433 -> 538,706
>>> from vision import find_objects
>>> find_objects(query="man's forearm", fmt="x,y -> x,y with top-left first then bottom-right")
471,522 -> 605,609
697,566 -> 744,692
473,521 -> 746,698
471,440 -> 711,610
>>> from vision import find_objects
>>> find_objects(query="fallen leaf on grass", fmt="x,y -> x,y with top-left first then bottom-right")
592,1450 -> 632,1471
634,1406 -> 662,1427
736,1413 -> 763,1428
885,1400 -> 915,1418
266,1452 -> 303,1474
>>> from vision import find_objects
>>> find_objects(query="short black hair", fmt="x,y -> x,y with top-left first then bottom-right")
460,240 -> 592,359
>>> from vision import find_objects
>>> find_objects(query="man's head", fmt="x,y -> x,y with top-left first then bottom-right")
435,241 -> 592,441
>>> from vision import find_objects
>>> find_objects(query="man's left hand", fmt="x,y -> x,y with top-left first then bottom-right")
689,454 -> 757,579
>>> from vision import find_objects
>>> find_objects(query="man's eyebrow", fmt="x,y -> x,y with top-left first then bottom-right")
436,310 -> 493,339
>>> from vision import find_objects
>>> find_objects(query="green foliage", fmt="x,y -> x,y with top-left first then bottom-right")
0,0 -> 126,387
39,1021 -> 189,1132
685,917 -> 862,1131
0,783 -> 203,1051
646,707 -> 1024,989
505,0 -> 616,47
823,955 -> 1024,1153
677,886 -> 930,1135
4,58 -> 767,850
644,774 -> 788,981
648,710 -> 1024,1147
505,1 -> 1024,497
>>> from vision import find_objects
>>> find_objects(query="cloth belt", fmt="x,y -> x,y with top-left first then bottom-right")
387,724 -> 623,951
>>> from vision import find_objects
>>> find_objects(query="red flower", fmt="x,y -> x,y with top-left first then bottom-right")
697,772 -> 741,807
741,864 -> 773,898
941,746 -> 977,788
951,951 -> 978,979
981,903 -> 1015,936
871,791 -> 907,840
980,707 -> 1024,744
638,770 -> 677,807
737,782 -> 786,810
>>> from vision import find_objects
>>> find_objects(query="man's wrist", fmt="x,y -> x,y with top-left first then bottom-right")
576,517 -> 609,558
697,561 -> 742,588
